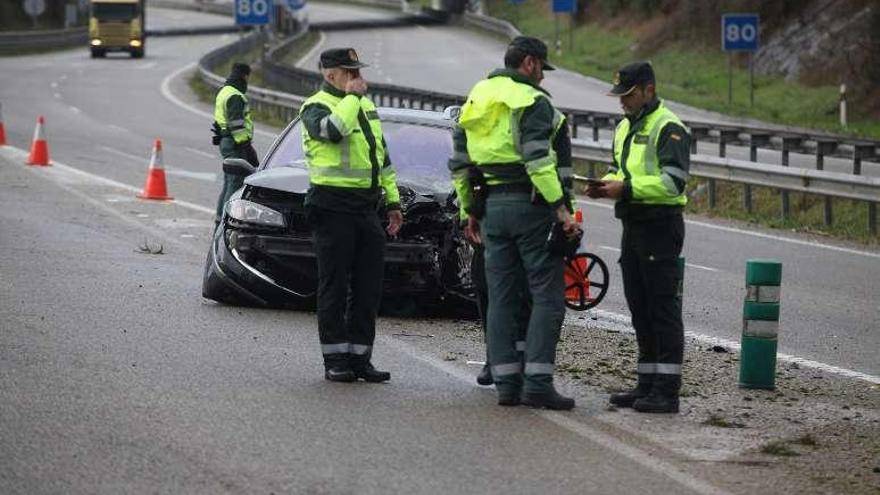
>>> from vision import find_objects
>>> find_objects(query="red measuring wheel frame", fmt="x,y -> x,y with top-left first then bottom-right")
563,252 -> 609,311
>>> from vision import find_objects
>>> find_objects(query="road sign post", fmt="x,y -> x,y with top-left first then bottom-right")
235,0 -> 273,26
722,14 -> 759,107
552,0 -> 576,55
22,0 -> 46,28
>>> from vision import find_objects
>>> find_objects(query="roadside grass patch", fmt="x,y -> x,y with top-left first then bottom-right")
483,0 -> 880,139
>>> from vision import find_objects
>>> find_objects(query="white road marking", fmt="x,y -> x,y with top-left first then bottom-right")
598,245 -> 719,272
294,31 -> 326,68
567,310 -> 880,385
101,145 -> 216,182
577,199 -> 880,259
106,124 -> 129,134
185,146 -> 216,159
687,262 -> 720,272
159,63 -> 276,138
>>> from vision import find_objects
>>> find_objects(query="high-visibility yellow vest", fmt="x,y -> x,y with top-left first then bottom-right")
213,85 -> 253,144
458,76 -> 564,185
300,90 -> 399,204
607,101 -> 688,206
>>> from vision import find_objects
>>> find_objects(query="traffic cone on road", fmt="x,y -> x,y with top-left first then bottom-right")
26,115 -> 50,166
0,103 -> 7,146
137,139 -> 173,200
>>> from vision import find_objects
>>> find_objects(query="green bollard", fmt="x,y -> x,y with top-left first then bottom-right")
739,259 -> 782,389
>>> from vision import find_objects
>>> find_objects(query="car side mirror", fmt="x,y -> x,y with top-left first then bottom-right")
222,158 -> 256,176
442,105 -> 461,121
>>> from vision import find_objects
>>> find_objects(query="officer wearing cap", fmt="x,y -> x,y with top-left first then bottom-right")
212,62 -> 259,224
300,48 -> 402,383
586,62 -> 690,413
449,36 -> 578,410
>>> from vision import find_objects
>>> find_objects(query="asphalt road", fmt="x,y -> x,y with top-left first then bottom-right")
0,3 -> 877,491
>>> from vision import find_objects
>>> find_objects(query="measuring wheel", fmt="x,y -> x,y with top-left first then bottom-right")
563,252 -> 609,311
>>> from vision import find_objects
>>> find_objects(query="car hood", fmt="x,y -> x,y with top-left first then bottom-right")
244,167 -> 449,198
244,167 -> 311,194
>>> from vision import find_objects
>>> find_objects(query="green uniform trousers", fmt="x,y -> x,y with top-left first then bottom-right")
482,192 -> 565,395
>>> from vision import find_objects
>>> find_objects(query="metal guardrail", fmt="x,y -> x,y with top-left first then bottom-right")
191,0 -> 879,233
0,27 -> 87,50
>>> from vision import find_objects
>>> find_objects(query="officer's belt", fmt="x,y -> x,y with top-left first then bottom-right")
486,183 -> 533,194
476,162 -> 530,182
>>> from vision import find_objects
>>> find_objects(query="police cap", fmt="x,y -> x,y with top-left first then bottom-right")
319,48 -> 369,69
508,36 -> 556,71
230,62 -> 251,78
607,62 -> 655,96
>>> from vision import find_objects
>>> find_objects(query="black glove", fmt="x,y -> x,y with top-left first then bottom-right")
545,221 -> 582,258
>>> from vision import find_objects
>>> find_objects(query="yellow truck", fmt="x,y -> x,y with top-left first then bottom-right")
88,0 -> 146,58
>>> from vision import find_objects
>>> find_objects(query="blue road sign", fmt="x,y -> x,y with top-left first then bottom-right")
285,0 -> 305,11
722,14 -> 759,52
552,0 -> 577,14
235,0 -> 272,25
509,0 -> 526,4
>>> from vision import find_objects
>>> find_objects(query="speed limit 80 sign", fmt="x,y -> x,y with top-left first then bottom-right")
235,0 -> 273,25
722,14 -> 759,52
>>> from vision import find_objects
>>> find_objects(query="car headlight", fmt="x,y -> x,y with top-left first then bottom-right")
226,199 -> 285,227
129,39 -> 142,47
90,39 -> 102,46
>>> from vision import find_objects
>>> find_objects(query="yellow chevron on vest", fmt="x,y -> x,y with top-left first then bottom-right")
214,85 -> 253,144
300,91 -> 395,200
610,101 -> 688,206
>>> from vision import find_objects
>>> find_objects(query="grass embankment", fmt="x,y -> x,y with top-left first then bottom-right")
483,0 -> 880,139
484,0 -> 877,243
188,31 -> 320,129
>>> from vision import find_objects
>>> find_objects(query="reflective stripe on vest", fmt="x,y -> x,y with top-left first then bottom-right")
300,90 -> 386,189
213,85 -> 253,141
612,101 -> 688,205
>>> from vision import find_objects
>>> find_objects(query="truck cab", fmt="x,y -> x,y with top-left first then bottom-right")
89,0 -> 145,58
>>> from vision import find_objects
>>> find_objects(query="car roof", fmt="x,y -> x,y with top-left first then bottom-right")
375,107 -> 456,129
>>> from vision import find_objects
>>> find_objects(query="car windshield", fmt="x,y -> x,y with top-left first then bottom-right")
263,120 -> 454,192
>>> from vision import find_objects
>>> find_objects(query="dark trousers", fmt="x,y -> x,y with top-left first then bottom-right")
311,207 -> 386,369
619,214 -> 685,392
472,243 -> 529,357
215,140 -> 259,221
482,193 -> 565,394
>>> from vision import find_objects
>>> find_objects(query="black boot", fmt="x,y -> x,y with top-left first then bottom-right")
609,373 -> 655,408
633,375 -> 680,413
522,387 -> 575,411
477,364 -> 493,386
353,362 -> 391,383
325,366 -> 356,382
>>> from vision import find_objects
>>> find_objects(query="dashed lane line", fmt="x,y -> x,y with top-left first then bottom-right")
577,199 -> 880,260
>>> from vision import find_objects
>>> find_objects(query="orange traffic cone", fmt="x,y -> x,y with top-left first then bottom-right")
0,103 -> 7,146
137,139 -> 173,200
26,115 -> 50,166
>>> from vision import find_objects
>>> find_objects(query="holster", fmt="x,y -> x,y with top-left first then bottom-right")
467,166 -> 488,220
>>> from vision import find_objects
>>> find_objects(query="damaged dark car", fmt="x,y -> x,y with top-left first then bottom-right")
202,107 -> 477,314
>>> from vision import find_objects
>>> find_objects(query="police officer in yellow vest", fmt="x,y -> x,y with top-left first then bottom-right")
213,62 -> 259,223
450,36 -> 578,410
587,62 -> 689,413
300,48 -> 403,383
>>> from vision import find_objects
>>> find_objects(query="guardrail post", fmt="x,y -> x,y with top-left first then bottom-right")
870,203 -> 877,236
816,141 -> 837,227
740,258 -> 782,390
780,136 -> 802,221
689,125 -> 709,155
713,129 -> 738,209
746,133 -> 770,213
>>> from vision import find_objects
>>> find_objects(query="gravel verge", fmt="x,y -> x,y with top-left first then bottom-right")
385,311 -> 880,494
